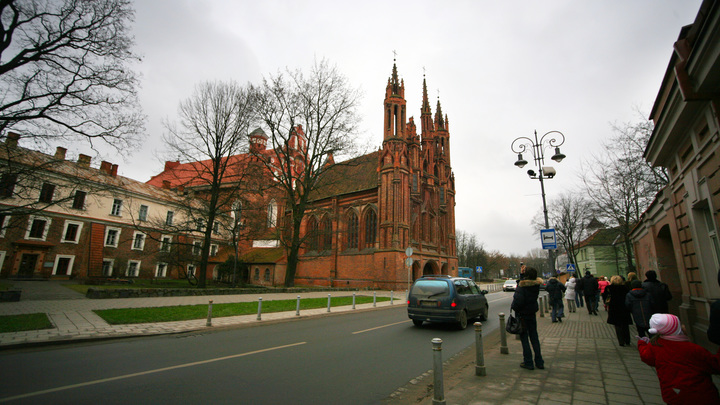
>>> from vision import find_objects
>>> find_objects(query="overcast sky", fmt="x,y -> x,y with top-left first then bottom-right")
116,0 -> 702,257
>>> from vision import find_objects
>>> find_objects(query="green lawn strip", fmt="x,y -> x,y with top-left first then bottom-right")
0,313 -> 53,333
94,296 -> 392,325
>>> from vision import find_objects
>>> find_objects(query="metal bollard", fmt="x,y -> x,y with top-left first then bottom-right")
373,292 -> 377,307
539,297 -> 544,317
257,297 -> 262,321
390,290 -> 394,305
296,295 -> 301,316
352,292 -> 356,309
499,313 -> 509,354
327,294 -> 332,312
206,300 -> 213,327
474,322 -> 486,376
544,295 -> 549,313
432,338 -> 446,405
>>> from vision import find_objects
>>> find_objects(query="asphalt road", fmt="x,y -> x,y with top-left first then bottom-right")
0,292 -> 514,405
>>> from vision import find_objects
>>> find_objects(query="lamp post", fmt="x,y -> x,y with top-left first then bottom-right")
511,130 -> 566,275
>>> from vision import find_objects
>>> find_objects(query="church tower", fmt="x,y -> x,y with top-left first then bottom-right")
379,61 -> 411,249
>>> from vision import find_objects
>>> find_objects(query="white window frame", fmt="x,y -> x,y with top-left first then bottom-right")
104,227 -> 121,247
210,243 -> 218,257
166,211 -> 174,226
61,220 -> 84,244
187,264 -> 196,277
160,235 -> 172,252
126,260 -> 141,277
155,262 -> 168,278
212,221 -> 220,235
0,215 -> 9,238
138,205 -> 149,221
52,255 -> 75,276
267,200 -> 277,228
102,259 -> 114,277
0,251 -> 6,273
193,240 -> 202,256
131,231 -> 146,251
111,198 -> 123,216
25,215 -> 51,241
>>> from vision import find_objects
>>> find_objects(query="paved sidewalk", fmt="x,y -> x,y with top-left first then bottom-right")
0,282 -> 403,348
387,307 -> 670,405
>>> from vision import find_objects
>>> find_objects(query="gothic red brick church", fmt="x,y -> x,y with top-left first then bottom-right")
245,62 -> 458,289
150,62 -> 459,289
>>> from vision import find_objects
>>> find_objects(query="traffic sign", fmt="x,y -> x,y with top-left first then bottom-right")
405,258 -> 413,267
566,263 -> 576,272
405,247 -> 413,257
476,266 -> 483,273
540,229 -> 557,250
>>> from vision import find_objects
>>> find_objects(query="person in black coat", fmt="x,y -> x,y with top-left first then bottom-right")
606,275 -> 632,346
545,277 -> 566,322
579,271 -> 599,315
511,266 -> 544,370
625,279 -> 653,338
642,270 -> 672,314
708,270 -> 720,346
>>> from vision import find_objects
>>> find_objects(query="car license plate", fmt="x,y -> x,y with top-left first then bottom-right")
420,300 -> 437,307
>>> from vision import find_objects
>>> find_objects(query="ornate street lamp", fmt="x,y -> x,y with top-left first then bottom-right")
511,130 -> 566,275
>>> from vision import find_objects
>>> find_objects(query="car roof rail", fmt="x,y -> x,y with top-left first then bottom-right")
419,274 -> 452,279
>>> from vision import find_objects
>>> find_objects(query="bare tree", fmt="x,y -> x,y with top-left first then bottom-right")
0,0 -> 143,148
581,117 -> 668,272
253,59 -> 362,287
162,80 -> 257,287
533,192 -> 593,268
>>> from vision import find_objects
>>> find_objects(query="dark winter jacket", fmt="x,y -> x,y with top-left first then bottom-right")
606,284 -> 632,326
511,278 -> 543,318
625,288 -> 653,328
545,278 -> 566,304
579,274 -> 599,296
642,279 -> 672,314
709,300 -> 720,346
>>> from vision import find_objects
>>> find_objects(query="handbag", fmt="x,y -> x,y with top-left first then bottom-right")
506,310 -> 524,335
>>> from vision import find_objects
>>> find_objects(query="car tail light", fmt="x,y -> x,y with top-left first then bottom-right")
407,300 -> 410,305
451,300 -> 457,308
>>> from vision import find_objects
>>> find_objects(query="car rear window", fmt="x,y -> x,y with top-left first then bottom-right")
411,280 -> 450,296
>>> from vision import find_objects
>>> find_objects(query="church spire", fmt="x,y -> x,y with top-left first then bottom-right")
434,98 -> 445,131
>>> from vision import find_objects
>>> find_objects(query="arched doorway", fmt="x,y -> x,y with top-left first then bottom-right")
412,261 -> 421,281
422,260 -> 439,276
441,262 -> 449,275
656,224 -> 681,316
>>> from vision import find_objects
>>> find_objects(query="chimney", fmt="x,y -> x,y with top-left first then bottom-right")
164,161 -> 180,171
77,154 -> 91,167
54,147 -> 67,160
162,180 -> 171,189
110,164 -> 118,177
5,132 -> 20,148
100,161 -> 112,174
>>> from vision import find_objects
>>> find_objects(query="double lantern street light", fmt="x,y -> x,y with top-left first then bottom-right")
511,130 -> 566,275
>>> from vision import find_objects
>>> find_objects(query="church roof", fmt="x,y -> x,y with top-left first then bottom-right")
239,247 -> 285,264
309,151 -> 380,201
575,227 -> 624,249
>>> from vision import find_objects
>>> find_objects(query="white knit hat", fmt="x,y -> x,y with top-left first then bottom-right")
648,314 -> 682,336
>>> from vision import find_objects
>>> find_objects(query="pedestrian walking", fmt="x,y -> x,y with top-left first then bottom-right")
579,271 -> 599,315
638,313 -> 720,405
565,276 -> 577,313
598,276 -> 610,311
626,272 -> 639,286
606,275 -> 632,346
511,266 -> 544,370
626,279 -> 653,338
545,276 -> 566,322
642,270 -> 673,314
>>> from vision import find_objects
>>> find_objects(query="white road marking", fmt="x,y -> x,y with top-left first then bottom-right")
352,320 -> 411,334
0,342 -> 307,402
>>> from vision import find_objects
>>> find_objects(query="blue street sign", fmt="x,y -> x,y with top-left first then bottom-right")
540,229 -> 557,250
476,266 -> 483,273
566,264 -> 576,272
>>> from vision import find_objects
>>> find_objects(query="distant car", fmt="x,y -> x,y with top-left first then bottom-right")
539,279 -> 548,290
503,279 -> 517,292
407,275 -> 489,329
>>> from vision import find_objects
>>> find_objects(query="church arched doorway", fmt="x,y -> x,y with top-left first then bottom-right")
422,260 -> 439,276
412,261 -> 421,281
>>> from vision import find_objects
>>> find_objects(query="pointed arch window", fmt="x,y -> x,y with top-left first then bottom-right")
365,208 -> 377,247
320,215 -> 332,250
267,200 -> 277,228
307,217 -> 319,251
347,211 -> 358,249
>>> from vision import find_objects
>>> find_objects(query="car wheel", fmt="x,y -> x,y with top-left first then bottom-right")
478,305 -> 488,321
412,319 -> 423,327
457,310 -> 468,329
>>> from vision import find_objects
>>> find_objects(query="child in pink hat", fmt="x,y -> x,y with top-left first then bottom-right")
638,314 -> 720,404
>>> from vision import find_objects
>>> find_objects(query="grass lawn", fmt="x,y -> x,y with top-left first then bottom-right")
94,296 -> 391,325
64,279 -> 216,295
0,313 -> 53,333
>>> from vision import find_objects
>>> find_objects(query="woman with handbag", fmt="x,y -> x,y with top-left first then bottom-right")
511,267 -> 544,370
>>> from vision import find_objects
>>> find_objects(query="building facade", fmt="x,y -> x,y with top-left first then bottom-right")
631,0 -> 720,349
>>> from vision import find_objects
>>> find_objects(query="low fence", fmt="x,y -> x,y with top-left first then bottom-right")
86,286 -> 364,299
